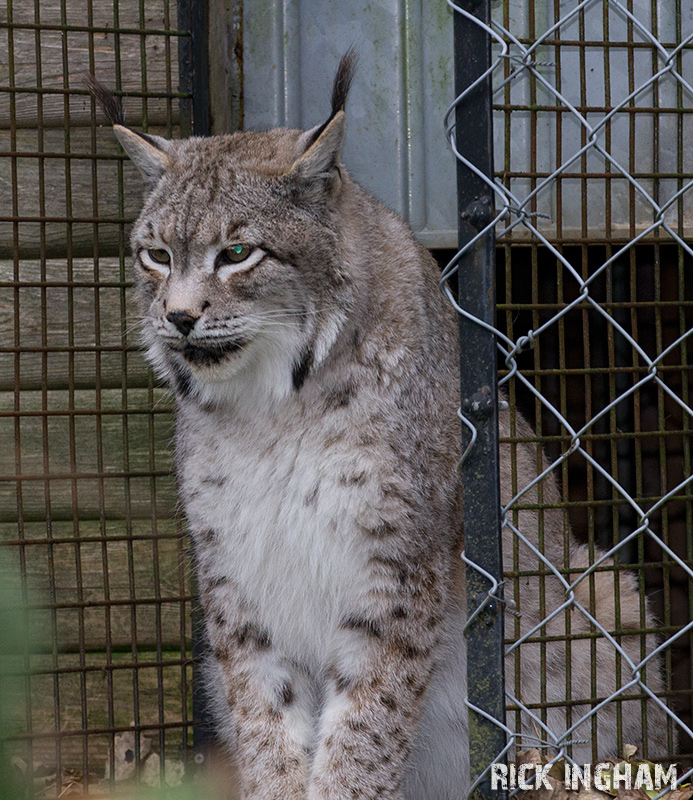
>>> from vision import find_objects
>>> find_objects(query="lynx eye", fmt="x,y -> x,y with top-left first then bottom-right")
148,248 -> 171,265
217,244 -> 254,266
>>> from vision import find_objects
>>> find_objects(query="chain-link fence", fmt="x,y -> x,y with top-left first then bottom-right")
445,0 -> 693,795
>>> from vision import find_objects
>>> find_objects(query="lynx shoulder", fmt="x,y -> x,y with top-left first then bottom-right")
86,53 -> 669,800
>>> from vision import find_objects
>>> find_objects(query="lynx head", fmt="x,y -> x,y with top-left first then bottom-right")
85,52 -> 357,407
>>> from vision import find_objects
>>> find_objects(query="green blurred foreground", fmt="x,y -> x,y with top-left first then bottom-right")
0,556 -> 214,800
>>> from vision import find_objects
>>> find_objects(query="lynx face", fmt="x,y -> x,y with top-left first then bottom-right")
123,124 -> 353,403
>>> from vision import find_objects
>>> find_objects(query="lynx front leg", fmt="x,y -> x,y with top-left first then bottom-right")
200,575 -> 312,800
309,652 -> 431,800
309,558 -> 445,800
213,648 -> 313,799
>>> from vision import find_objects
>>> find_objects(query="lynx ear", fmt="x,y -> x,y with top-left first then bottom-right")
290,50 -> 355,197
113,125 -> 170,189
83,74 -> 171,190
291,111 -> 346,195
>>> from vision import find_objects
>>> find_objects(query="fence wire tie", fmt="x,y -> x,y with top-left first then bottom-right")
505,54 -> 556,70
456,392 -> 509,468
515,735 -> 590,750
461,552 -> 513,630
456,408 -> 478,470
509,206 -> 553,222
509,331 -> 536,357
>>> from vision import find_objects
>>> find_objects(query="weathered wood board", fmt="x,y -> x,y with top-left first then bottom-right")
4,0 -> 177,33
0,0 -> 183,129
1,650 -> 193,772
0,517 -> 189,650
0,129 -> 174,259
0,387 -> 177,522
0,258 -> 153,390
0,0 -> 188,258
0,516 -> 193,768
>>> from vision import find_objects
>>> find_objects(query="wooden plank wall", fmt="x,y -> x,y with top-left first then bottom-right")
0,0 -> 202,780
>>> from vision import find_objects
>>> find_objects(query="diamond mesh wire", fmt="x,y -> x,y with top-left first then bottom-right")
443,0 -> 693,794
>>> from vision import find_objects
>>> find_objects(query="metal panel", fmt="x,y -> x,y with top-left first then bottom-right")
242,0 -> 458,248
241,0 -> 693,246
0,0 -> 199,790
495,0 -> 693,240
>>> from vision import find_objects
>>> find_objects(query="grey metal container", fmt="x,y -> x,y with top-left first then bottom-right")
242,0 -> 457,247
241,0 -> 693,245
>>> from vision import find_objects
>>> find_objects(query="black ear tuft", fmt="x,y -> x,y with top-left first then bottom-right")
331,48 -> 357,117
290,50 -> 356,194
300,48 -> 357,151
82,73 -> 125,126
83,74 -> 170,190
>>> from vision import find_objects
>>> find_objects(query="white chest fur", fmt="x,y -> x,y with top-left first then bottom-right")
179,402 -> 377,665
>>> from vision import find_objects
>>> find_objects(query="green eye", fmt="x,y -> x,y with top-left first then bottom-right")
219,244 -> 253,265
148,248 -> 171,265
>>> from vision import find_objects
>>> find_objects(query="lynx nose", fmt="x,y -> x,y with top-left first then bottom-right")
166,310 -> 199,336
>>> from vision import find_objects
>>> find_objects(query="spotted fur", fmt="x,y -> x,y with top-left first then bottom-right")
88,52 -> 670,800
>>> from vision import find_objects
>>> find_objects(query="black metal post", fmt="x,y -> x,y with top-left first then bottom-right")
453,2 -> 507,799
177,0 -> 212,763
178,0 -> 211,137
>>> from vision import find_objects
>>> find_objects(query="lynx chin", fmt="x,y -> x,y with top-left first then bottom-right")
86,52 -> 670,800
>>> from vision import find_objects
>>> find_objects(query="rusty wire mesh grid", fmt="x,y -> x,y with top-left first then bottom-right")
0,0 -> 197,794
444,0 -> 693,793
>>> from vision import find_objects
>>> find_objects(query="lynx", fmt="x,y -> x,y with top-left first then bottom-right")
86,54 -> 669,800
